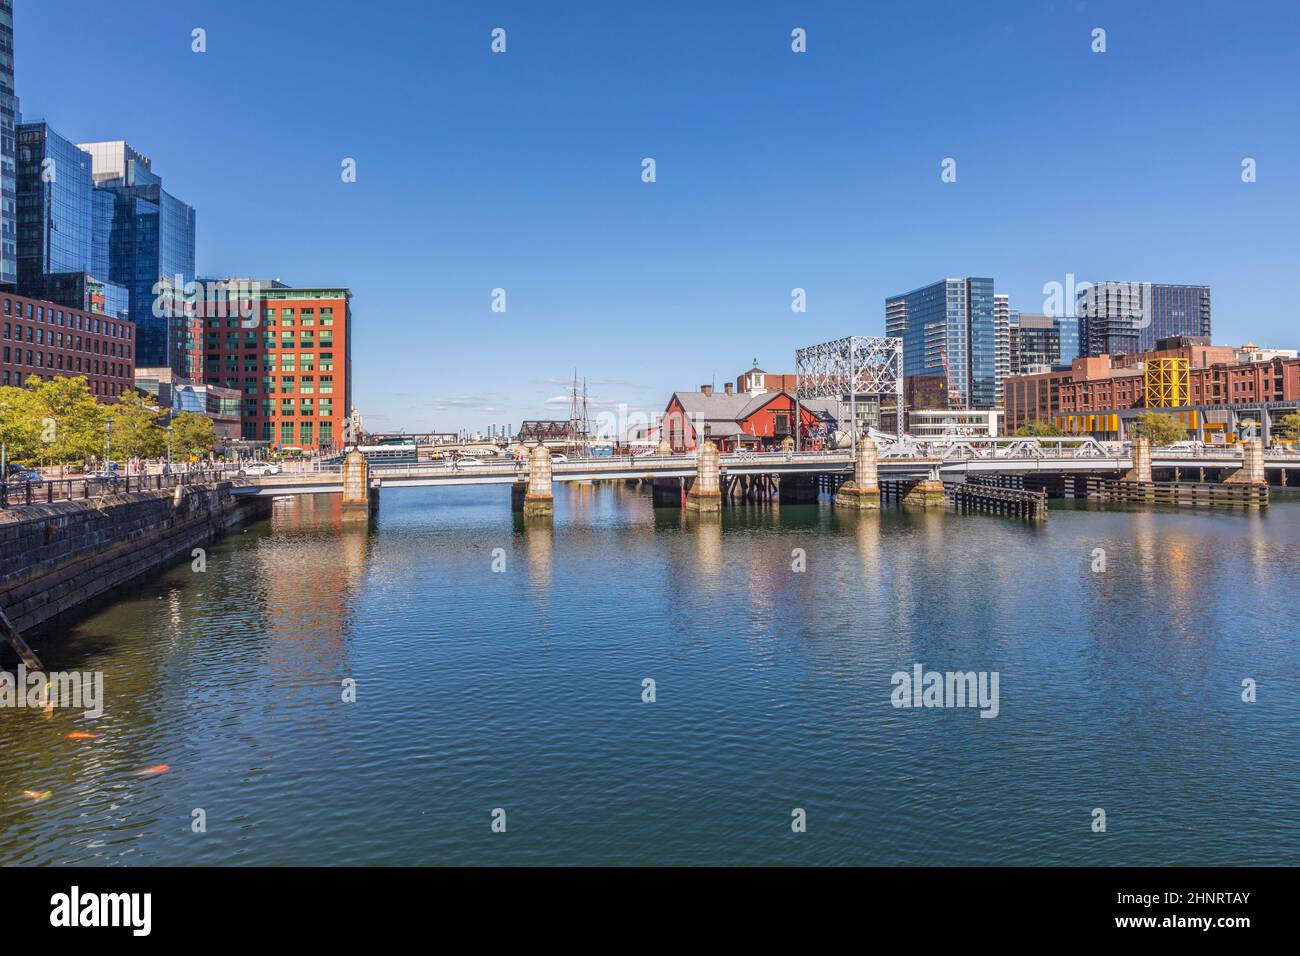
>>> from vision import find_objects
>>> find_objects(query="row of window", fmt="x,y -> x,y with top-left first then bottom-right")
3,298 -> 131,340
242,420 -> 336,445
1,370 -> 128,396
2,346 -> 128,378
3,322 -> 131,359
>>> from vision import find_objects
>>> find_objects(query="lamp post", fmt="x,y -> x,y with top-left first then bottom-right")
167,422 -> 174,472
104,417 -> 113,469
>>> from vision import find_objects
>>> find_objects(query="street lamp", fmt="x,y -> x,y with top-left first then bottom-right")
104,417 -> 113,468
167,422 -> 174,471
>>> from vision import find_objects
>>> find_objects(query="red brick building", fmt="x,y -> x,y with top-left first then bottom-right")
193,283 -> 352,452
664,384 -> 837,452
1,291 -> 135,399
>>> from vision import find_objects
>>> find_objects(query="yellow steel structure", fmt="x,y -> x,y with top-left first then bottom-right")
1145,358 -> 1190,408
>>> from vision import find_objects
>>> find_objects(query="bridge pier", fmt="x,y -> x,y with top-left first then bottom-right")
901,478 -> 946,509
512,444 -> 554,518
1225,439 -> 1266,485
684,441 -> 722,513
341,450 -> 378,519
834,437 -> 881,510
1124,436 -> 1153,483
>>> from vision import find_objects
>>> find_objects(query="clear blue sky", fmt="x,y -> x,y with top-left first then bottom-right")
17,0 -> 1300,434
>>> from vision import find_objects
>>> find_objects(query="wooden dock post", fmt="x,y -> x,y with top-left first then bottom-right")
1,607 -> 43,670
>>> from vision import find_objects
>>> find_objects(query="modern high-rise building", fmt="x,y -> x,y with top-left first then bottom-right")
77,140 -> 196,375
1014,313 -> 1061,372
1077,281 -> 1211,357
887,277 -> 997,409
193,281 -> 352,452
0,0 -> 17,286
993,294 -> 1012,406
15,121 -> 130,318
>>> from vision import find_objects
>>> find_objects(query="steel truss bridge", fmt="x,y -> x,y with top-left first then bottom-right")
229,438 -> 1300,496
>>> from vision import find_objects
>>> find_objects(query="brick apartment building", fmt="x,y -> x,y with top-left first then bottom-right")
193,283 -> 352,451
1004,337 -> 1300,440
1,290 -> 135,399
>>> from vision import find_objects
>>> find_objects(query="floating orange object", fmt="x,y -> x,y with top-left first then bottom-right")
135,764 -> 170,777
66,731 -> 98,741
21,790 -> 52,802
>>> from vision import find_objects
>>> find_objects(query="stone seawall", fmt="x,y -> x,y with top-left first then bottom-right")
0,482 -> 271,637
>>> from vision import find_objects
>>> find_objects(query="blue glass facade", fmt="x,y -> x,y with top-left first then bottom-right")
81,142 -> 196,373
1055,314 -> 1080,365
886,277 -> 998,409
0,1 -> 16,286
16,121 -> 94,283
1078,281 -> 1211,357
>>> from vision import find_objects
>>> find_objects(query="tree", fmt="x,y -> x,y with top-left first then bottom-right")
169,412 -> 216,459
0,384 -> 44,466
28,375 -> 106,464
1132,411 -> 1188,446
1016,421 -> 1064,438
106,393 -> 167,460
1275,413 -> 1300,441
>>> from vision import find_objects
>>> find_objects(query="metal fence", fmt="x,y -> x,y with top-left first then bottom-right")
0,470 -> 231,510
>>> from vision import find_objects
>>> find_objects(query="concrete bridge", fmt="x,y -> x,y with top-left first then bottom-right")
229,436 -> 1291,517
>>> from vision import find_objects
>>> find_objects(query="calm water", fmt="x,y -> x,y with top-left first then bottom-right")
3,484 -> 1298,866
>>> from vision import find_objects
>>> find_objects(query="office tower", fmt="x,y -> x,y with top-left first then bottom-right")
1015,313 -> 1061,371
15,121 -> 130,319
1077,281 -> 1210,357
194,281 -> 352,452
1055,314 -> 1080,364
78,140 -> 196,374
0,1 -> 16,285
886,277 -> 997,409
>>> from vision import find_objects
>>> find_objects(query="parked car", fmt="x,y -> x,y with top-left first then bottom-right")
241,462 -> 282,476
6,468 -> 42,484
454,457 -> 485,469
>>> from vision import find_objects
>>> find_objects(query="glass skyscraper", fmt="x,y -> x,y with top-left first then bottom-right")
15,121 -> 130,319
79,140 -> 196,374
0,1 -> 17,286
886,277 -> 998,409
1077,281 -> 1211,357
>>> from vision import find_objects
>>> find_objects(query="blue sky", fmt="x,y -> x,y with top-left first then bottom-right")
17,0 -> 1300,433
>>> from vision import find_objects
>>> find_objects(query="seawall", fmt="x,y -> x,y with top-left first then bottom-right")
0,482 -> 271,638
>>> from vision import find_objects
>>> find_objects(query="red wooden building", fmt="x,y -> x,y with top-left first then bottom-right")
663,384 -> 838,452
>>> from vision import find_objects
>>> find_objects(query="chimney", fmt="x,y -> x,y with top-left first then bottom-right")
724,382 -> 734,396
700,384 -> 713,397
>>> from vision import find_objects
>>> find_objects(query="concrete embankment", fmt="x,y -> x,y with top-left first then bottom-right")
0,482 -> 270,638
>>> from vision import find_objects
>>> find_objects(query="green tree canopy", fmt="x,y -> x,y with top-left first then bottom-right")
1015,421 -> 1064,438
169,412 -> 216,459
1275,412 -> 1300,440
106,393 -> 167,460
1132,411 -> 1188,446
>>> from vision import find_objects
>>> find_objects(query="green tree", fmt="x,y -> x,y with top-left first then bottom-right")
1132,411 -> 1188,446
0,384 -> 44,467
168,412 -> 216,459
106,393 -> 167,460
1275,412 -> 1300,440
1015,421 -> 1064,438
28,375 -> 106,464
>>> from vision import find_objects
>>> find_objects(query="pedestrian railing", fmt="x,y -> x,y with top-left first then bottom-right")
0,470 -> 229,510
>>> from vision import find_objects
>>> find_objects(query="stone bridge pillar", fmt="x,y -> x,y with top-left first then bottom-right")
518,444 -> 554,517
834,436 -> 881,510
1125,436 -> 1152,483
1225,438 -> 1266,484
341,450 -> 376,518
685,441 -> 722,512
